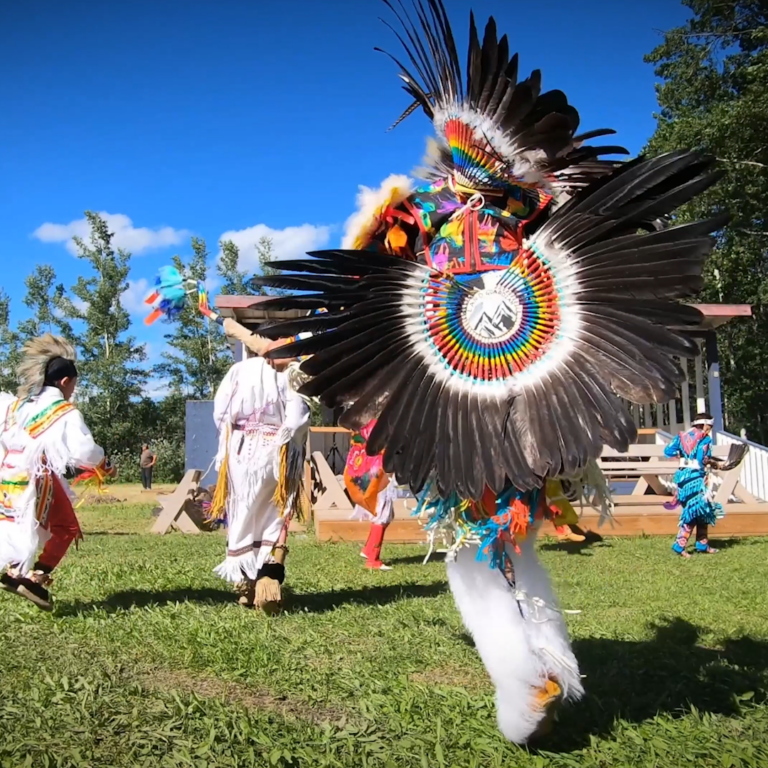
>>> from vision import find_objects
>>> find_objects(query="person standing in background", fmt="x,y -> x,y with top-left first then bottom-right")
140,444 -> 156,491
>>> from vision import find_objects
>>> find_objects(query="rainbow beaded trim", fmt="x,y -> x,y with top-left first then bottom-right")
421,246 -> 561,384
24,400 -> 75,439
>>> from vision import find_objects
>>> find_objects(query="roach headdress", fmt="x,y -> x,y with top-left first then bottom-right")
16,334 -> 77,401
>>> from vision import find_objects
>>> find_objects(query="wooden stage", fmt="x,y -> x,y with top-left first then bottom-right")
307,427 -> 768,543
313,496 -> 768,543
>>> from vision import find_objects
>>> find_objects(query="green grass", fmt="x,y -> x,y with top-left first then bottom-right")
2,504 -> 768,767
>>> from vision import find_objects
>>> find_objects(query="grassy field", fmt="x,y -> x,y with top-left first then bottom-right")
1,503 -> 768,767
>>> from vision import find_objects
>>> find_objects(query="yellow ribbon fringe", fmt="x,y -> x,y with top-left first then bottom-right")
273,444 -> 289,515
209,448 -> 229,522
272,444 -> 307,522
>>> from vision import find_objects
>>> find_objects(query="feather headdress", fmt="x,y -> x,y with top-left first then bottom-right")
377,0 -> 628,195
16,333 -> 77,401
253,151 -> 725,497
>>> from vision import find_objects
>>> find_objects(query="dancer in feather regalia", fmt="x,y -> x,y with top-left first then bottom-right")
246,0 -> 727,743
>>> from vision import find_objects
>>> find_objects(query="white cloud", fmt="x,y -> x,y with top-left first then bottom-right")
142,341 -> 156,362
121,278 -> 150,316
32,212 -> 192,256
53,297 -> 88,319
217,223 -> 331,270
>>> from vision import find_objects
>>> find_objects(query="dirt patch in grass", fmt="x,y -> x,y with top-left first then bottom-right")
409,664 -> 488,690
77,492 -> 125,505
74,483 -> 177,505
140,667 -> 351,727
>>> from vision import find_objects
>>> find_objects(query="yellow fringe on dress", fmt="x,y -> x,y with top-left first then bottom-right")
272,443 -> 307,522
72,458 -> 111,508
273,444 -> 289,514
208,448 -> 229,522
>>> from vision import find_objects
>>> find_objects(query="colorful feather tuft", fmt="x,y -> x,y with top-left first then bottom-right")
144,266 -> 189,325
143,266 -> 223,326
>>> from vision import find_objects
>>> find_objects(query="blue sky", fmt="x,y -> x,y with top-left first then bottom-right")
1,0 -> 689,382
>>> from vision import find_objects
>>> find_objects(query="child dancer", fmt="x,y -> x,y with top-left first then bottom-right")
665,413 -> 722,557
344,419 -> 394,570
0,335 -> 113,610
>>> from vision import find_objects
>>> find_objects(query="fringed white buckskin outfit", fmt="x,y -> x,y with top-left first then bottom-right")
447,520 -> 583,743
351,483 -> 397,526
0,335 -> 108,611
212,356 -> 309,588
0,387 -> 104,574
247,0 -> 727,744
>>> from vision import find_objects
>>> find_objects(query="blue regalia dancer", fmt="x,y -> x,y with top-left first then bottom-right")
665,413 -> 747,557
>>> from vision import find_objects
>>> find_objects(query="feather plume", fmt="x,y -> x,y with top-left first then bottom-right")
16,334 -> 76,400
377,0 -> 627,191
341,174 -> 415,250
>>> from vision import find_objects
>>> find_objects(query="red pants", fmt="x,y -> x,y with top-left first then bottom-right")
37,476 -> 82,572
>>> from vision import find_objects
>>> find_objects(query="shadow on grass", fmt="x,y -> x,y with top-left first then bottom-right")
59,582 -> 448,617
538,617 -> 768,753
703,537 -> 747,551
539,541 -> 608,556
284,582 -> 447,613
385,554 -> 441,566
58,587 -> 234,615
538,530 -> 609,556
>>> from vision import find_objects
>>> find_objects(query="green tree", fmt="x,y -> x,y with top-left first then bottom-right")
0,290 -> 20,393
255,236 -> 286,296
645,0 -> 768,440
156,237 -> 231,399
56,211 -> 148,454
17,264 -> 73,341
217,239 -> 252,295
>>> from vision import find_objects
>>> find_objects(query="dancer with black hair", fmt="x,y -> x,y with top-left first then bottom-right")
665,413 -> 725,557
210,342 -> 310,614
0,334 -> 113,610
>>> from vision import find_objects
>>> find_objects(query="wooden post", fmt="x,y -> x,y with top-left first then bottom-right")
694,340 -> 706,414
705,331 -> 724,434
150,469 -> 204,534
310,451 -> 353,514
681,356 -> 691,430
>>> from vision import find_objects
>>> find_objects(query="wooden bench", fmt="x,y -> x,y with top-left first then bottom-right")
598,444 -> 757,505
150,469 -> 204,534
308,438 -> 767,543
579,504 -> 768,537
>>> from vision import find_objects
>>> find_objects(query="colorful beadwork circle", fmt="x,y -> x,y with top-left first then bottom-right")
422,248 -> 561,383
